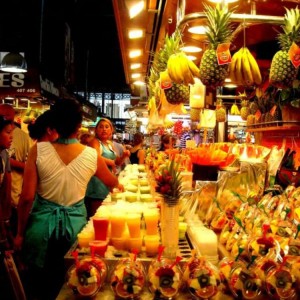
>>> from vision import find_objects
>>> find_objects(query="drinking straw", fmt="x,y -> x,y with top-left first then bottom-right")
169,256 -> 183,269
72,250 -> 80,268
157,245 -> 165,262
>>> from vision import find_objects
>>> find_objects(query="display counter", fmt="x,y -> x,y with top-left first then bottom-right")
56,283 -> 238,300
56,164 -> 300,300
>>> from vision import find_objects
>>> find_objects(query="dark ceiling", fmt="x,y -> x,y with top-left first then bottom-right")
0,0 -> 130,95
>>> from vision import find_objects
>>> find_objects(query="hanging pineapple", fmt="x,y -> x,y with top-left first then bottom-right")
240,99 -> 250,121
269,7 -> 300,88
199,4 -> 235,89
148,29 -> 182,104
216,99 -> 226,122
164,83 -> 190,104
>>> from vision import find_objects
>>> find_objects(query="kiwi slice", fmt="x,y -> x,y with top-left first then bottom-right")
123,274 -> 135,286
198,274 -> 210,288
159,275 -> 173,288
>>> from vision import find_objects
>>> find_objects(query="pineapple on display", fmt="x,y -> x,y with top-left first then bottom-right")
249,101 -> 259,115
199,4 -> 234,89
269,7 -> 300,88
240,99 -> 250,121
264,111 -> 273,123
246,114 -> 255,126
148,29 -> 182,103
164,83 -> 190,104
216,99 -> 226,122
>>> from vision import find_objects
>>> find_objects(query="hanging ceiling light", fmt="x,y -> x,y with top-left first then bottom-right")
0,52 -> 27,73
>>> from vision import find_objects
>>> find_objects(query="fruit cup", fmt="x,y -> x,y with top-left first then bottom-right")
265,263 -> 297,299
183,255 -> 221,300
218,256 -> 235,294
67,255 -> 107,297
228,260 -> 262,299
110,257 -> 146,299
148,256 -> 182,299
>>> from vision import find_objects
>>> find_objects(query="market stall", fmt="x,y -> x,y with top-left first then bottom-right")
57,141 -> 300,299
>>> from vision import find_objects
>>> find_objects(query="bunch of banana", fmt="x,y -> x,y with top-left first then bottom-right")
167,51 -> 200,85
163,117 -> 175,129
229,47 -> 262,86
230,103 -> 240,115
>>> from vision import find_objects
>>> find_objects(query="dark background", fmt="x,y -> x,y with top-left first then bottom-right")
0,0 -> 129,94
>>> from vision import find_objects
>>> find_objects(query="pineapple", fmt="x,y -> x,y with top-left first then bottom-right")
240,99 -> 250,121
216,99 -> 226,122
249,101 -> 259,115
246,114 -> 255,126
264,111 -> 274,124
199,4 -> 234,88
164,83 -> 190,104
269,8 -> 300,88
148,29 -> 182,100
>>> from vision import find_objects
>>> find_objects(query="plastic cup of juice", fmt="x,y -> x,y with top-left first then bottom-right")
110,212 -> 126,238
93,216 -> 109,241
77,231 -> 94,248
126,213 -> 141,238
128,237 -> 143,253
89,240 -> 108,257
143,209 -> 159,235
144,235 -> 160,257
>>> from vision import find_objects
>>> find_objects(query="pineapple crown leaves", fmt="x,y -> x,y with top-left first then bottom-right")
147,28 -> 183,96
278,7 -> 300,50
203,3 -> 235,49
155,159 -> 183,205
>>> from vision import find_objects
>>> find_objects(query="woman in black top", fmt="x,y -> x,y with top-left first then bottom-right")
129,132 -> 145,164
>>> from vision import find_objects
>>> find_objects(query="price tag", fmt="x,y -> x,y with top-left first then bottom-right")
217,43 -> 231,65
289,42 -> 300,68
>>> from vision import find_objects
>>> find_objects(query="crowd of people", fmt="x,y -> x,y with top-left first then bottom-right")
0,99 -> 193,299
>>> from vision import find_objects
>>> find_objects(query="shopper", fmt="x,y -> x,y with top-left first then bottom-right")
27,109 -> 59,142
179,121 -> 191,149
14,99 -> 120,300
0,115 -> 15,300
0,115 -> 14,250
0,104 -> 33,237
129,132 -> 145,164
159,134 -> 176,151
85,118 -> 125,217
